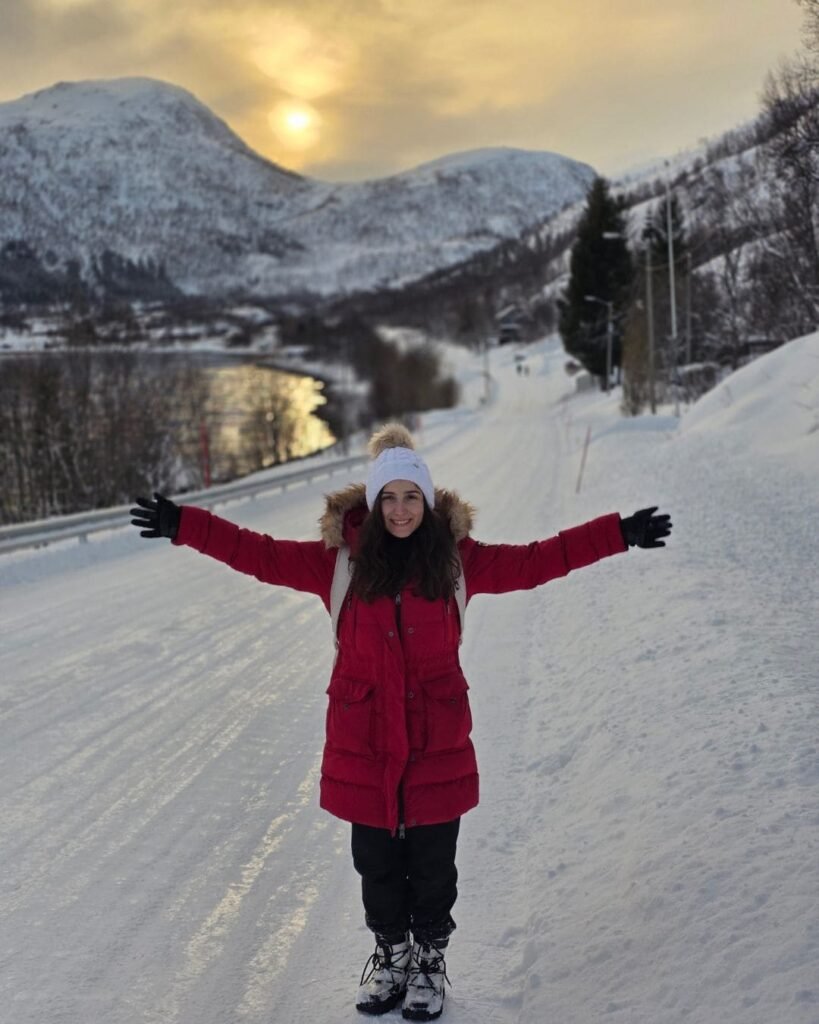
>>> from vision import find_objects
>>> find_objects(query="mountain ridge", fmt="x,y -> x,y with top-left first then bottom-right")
0,77 -> 597,304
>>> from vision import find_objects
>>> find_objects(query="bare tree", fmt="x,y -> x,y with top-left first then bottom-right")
690,160 -> 761,365
620,300 -> 651,415
755,57 -> 819,336
796,0 -> 819,56
0,352 -> 208,524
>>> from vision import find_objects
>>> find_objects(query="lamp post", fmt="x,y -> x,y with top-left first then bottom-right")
584,294 -> 614,393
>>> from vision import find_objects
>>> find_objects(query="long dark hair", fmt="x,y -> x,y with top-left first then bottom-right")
352,497 -> 460,603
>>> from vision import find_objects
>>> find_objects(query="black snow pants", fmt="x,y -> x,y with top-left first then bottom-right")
351,818 -> 460,946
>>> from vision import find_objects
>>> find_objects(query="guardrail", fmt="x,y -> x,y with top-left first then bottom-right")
0,451 -> 369,557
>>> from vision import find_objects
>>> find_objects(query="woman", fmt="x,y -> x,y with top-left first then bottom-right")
130,423 -> 672,1021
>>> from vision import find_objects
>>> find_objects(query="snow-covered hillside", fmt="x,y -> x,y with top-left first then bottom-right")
1,333 -> 817,1024
522,117 -> 768,303
0,78 -> 595,300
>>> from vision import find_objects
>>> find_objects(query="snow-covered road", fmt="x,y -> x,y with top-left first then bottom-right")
2,337 -> 817,1024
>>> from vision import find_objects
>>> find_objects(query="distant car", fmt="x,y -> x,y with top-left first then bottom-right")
497,326 -> 522,345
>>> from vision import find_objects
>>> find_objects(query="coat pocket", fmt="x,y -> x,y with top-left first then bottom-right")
420,673 -> 472,754
325,677 -> 376,757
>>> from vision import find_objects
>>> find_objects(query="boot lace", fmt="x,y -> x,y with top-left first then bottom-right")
360,941 -> 406,987
407,942 -> 451,994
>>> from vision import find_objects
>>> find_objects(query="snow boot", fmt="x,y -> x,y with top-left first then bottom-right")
402,939 -> 450,1021
356,934 -> 411,1015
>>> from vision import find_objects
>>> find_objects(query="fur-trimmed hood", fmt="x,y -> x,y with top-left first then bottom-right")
319,482 -> 475,549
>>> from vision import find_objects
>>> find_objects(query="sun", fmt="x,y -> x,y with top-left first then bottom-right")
269,100 -> 321,150
285,108 -> 312,133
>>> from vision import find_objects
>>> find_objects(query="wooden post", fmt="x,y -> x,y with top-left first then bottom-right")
575,425 -> 591,494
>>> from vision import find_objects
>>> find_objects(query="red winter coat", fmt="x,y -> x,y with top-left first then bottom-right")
174,483 -> 626,832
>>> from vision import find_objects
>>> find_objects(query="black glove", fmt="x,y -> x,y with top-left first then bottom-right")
130,493 -> 181,540
620,506 -> 672,549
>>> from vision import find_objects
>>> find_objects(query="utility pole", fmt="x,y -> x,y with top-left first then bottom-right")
646,245 -> 656,414
665,167 -> 680,417
685,250 -> 692,365
665,170 -> 678,347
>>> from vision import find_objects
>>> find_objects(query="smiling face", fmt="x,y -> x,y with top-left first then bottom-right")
380,479 -> 425,538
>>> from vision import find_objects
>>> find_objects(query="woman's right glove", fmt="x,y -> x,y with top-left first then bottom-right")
129,493 -> 181,540
620,506 -> 672,548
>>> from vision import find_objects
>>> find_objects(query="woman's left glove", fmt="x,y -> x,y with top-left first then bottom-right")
620,506 -> 672,548
129,493 -> 181,540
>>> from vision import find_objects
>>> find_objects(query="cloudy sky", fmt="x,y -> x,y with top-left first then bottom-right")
0,0 -> 806,181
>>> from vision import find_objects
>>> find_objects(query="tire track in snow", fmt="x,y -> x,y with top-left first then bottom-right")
1,599 -> 328,915
148,758 -> 323,1024
439,354 -> 576,1020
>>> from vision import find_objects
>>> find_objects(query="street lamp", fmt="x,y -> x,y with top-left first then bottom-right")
584,294 -> 613,393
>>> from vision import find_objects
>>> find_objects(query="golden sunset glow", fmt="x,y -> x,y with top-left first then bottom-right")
248,10 -> 350,100
0,0 -> 806,181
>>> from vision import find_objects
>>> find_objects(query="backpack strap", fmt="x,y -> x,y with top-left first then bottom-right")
329,544 -> 468,641
330,544 -> 352,642
453,554 -> 467,642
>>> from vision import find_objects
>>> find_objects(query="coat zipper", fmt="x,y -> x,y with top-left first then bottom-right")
395,591 -> 405,838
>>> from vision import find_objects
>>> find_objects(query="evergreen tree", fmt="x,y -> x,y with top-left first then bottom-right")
558,178 -> 633,386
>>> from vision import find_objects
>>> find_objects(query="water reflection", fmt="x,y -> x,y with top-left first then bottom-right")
0,349 -> 335,523
203,361 -> 334,481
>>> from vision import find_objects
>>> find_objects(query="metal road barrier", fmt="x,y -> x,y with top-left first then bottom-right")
0,451 -> 369,557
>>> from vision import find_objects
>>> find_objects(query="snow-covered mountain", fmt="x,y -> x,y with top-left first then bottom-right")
0,78 -> 596,302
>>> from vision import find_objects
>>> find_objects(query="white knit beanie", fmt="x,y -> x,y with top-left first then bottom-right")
365,423 -> 435,510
